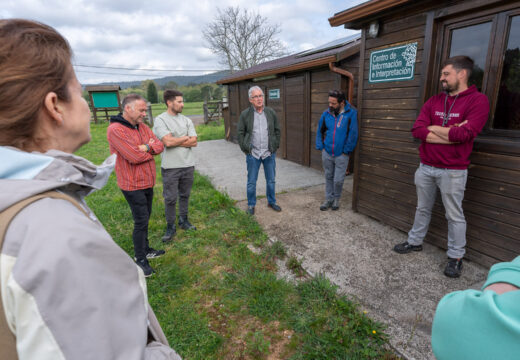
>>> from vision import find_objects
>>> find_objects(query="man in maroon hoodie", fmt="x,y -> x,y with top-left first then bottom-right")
393,56 -> 489,278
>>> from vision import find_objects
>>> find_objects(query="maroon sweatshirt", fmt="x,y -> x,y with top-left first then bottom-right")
411,85 -> 490,169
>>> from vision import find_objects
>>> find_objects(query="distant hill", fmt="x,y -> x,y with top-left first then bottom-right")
83,70 -> 231,89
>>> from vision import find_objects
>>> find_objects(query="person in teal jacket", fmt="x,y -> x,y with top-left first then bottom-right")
315,90 -> 358,211
432,256 -> 520,359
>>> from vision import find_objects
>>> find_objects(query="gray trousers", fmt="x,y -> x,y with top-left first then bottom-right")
161,166 -> 194,224
407,163 -> 468,259
322,150 -> 349,200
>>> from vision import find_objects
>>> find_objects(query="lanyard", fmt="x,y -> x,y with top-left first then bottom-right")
442,93 -> 459,127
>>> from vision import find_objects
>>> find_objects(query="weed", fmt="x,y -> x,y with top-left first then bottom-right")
246,331 -> 270,359
286,256 -> 305,277
262,240 -> 287,261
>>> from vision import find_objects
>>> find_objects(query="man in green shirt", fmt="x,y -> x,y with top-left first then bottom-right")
153,90 -> 197,242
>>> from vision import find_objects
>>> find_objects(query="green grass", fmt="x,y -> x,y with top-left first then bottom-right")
90,101 -> 204,122
195,122 -> 225,141
76,123 -> 397,360
151,101 -> 203,117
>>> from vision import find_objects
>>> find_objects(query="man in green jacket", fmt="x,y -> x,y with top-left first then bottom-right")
237,86 -> 281,215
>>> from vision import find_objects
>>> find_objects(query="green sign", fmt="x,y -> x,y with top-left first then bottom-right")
91,92 -> 119,108
268,89 -> 280,99
369,42 -> 417,83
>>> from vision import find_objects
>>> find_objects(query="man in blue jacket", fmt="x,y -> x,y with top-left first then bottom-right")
316,90 -> 358,211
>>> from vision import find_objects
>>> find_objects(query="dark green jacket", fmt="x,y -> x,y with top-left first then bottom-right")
237,106 -> 281,155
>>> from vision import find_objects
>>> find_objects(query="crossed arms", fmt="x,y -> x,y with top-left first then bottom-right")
426,120 -> 468,144
160,133 -> 197,148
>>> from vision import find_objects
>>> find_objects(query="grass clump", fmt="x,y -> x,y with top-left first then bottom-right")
75,123 -> 398,360
262,240 -> 287,261
286,256 -> 305,277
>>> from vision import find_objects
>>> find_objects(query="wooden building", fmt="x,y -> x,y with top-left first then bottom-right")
217,35 -> 360,170
329,0 -> 520,267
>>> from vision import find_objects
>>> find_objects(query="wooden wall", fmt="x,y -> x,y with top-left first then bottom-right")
225,58 -> 359,170
353,7 -> 520,267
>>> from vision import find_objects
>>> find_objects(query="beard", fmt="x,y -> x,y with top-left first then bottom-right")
442,79 -> 459,94
329,106 -> 340,116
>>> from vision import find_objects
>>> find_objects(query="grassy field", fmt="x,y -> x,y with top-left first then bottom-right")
151,102 -> 203,117
75,123 -> 396,360
90,101 -> 204,122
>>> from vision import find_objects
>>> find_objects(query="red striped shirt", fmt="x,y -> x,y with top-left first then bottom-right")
107,122 -> 164,191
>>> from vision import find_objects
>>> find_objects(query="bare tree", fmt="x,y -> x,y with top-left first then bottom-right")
203,6 -> 287,71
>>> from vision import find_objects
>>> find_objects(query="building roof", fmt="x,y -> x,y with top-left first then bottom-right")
329,0 -> 414,29
85,85 -> 121,92
216,34 -> 360,85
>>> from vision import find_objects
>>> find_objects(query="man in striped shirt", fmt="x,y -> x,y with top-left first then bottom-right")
107,94 -> 165,277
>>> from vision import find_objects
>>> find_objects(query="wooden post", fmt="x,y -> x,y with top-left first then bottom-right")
146,102 -> 154,126
203,100 -> 209,124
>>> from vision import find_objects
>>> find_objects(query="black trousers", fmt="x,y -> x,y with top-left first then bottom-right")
122,187 -> 154,261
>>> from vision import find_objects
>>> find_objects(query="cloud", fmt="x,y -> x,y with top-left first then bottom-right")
3,0 -> 365,83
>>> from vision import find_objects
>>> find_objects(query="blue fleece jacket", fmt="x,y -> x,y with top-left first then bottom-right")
432,256 -> 520,359
315,102 -> 358,157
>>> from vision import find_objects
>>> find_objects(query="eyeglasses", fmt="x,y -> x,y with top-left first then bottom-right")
251,95 -> 264,99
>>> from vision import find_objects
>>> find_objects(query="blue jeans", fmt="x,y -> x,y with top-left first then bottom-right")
246,153 -> 276,207
407,163 -> 468,259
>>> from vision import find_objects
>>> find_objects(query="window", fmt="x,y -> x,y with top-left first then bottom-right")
434,5 -> 520,134
494,16 -> 520,130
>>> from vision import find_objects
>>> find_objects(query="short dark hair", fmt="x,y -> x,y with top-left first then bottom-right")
442,56 -> 474,78
164,89 -> 183,104
328,89 -> 346,104
122,93 -> 146,110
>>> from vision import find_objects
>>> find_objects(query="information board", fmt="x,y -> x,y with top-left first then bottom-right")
268,89 -> 280,99
92,92 -> 119,108
369,42 -> 417,83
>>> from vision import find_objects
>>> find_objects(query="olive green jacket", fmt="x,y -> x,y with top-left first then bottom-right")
237,106 -> 281,155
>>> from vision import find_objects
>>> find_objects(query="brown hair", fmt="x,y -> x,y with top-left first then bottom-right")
442,56 -> 474,78
163,89 -> 183,104
0,19 -> 73,150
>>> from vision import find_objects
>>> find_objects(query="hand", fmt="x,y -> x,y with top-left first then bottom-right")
138,144 -> 148,152
453,120 -> 468,127
484,282 -> 519,294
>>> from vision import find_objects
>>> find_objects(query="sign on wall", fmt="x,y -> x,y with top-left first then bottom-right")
268,89 -> 280,99
369,42 -> 417,83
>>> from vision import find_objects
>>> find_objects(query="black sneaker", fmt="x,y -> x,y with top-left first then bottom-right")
178,216 -> 196,230
162,223 -> 176,243
331,198 -> 340,211
444,258 -> 463,278
393,242 -> 423,254
135,258 -> 155,277
146,248 -> 165,259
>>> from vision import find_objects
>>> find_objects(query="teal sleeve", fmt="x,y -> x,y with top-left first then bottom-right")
432,256 -> 520,360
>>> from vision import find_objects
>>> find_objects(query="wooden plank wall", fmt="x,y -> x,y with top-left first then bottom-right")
355,10 -> 520,267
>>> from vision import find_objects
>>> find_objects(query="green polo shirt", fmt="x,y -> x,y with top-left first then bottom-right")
153,112 -> 197,169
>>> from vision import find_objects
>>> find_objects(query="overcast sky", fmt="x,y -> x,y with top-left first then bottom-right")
2,0 -> 365,84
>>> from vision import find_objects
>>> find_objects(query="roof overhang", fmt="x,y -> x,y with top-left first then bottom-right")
329,0 -> 413,29
217,43 -> 360,85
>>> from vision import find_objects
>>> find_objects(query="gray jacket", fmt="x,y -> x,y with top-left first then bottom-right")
0,146 -> 181,360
